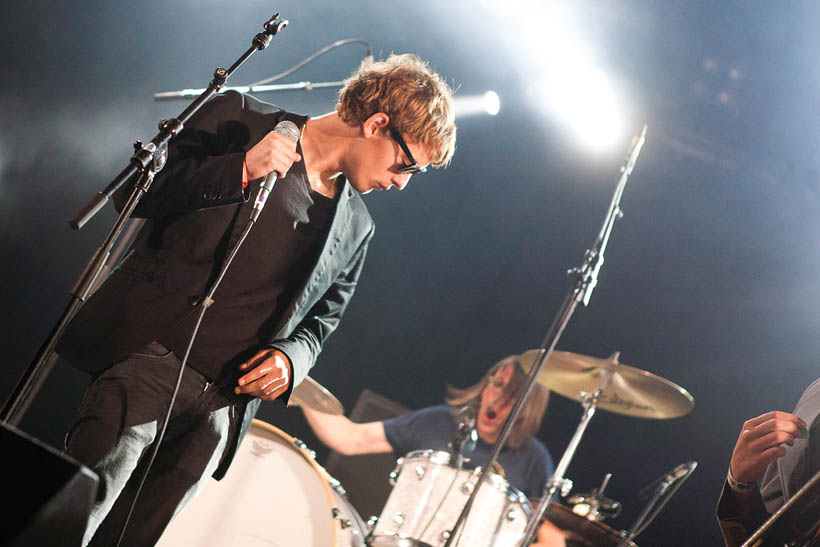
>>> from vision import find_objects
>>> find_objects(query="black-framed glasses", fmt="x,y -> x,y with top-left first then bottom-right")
388,125 -> 427,174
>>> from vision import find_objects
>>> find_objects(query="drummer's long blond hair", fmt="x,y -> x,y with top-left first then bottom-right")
444,355 -> 549,451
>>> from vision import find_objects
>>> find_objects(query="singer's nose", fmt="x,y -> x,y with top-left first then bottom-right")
393,173 -> 411,191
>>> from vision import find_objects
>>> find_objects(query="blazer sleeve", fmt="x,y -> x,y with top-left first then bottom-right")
113,90 -> 253,217
269,222 -> 375,400
715,481 -> 769,547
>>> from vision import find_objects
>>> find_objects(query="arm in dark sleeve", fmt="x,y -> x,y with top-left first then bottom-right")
715,481 -> 769,547
383,406 -> 453,456
270,223 -> 375,402
113,90 -> 253,217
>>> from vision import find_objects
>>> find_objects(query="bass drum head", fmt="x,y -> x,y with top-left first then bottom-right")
157,419 -> 366,546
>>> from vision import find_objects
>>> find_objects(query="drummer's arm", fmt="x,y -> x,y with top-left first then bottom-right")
532,518 -> 566,547
302,407 -> 393,455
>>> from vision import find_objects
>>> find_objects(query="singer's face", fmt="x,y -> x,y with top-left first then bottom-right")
347,127 -> 431,194
476,364 -> 516,443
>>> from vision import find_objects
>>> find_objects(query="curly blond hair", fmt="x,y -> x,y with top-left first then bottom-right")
337,53 -> 456,167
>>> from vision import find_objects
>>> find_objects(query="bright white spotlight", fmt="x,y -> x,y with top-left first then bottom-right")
535,65 -> 624,150
483,91 -> 500,115
453,91 -> 501,119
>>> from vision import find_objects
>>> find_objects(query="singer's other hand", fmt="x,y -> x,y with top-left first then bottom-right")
730,410 -> 806,484
245,130 -> 301,181
235,348 -> 292,401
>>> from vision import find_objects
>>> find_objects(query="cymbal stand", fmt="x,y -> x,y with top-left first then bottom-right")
442,125 -> 648,547
520,358 -> 617,544
0,13 -> 289,425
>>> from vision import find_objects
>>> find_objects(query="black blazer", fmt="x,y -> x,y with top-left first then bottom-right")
58,91 -> 374,477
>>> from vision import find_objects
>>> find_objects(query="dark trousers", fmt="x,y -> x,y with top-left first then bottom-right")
65,342 -> 240,546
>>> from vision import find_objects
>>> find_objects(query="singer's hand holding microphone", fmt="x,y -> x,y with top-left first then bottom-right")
245,122 -> 301,180
247,121 -> 301,223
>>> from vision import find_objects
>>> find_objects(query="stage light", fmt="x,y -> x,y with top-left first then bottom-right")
453,91 -> 501,119
483,91 -> 500,115
478,0 -> 628,150
537,65 -> 625,150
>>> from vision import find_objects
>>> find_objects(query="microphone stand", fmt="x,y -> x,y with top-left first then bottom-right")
442,125 -> 648,547
617,461 -> 697,546
0,13 -> 289,426
153,80 -> 345,101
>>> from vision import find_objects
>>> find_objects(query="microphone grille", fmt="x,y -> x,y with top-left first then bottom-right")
274,120 -> 300,142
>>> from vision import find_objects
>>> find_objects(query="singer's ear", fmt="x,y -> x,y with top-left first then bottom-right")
362,112 -> 390,137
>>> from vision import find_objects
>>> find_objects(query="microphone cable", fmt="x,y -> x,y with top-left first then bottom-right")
247,38 -> 372,89
114,122 -> 299,546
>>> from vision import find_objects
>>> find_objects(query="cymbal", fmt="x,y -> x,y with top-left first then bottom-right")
288,375 -> 344,415
545,502 -> 636,547
519,350 -> 694,419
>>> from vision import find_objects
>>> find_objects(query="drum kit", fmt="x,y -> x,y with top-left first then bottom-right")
156,350 -> 694,546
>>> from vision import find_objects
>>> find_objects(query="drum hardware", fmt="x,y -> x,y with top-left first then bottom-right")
566,472 -> 622,522
329,475 -> 349,496
332,507 -> 355,529
519,349 -> 694,545
292,436 -> 317,459
545,502 -> 637,547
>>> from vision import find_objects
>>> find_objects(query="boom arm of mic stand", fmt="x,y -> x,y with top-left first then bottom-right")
0,13 -> 289,426
70,14 -> 289,230
154,80 -> 345,101
578,125 -> 647,306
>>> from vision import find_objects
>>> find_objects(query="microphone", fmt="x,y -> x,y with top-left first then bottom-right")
454,405 -> 476,436
450,406 -> 477,468
639,461 -> 698,499
250,120 -> 300,222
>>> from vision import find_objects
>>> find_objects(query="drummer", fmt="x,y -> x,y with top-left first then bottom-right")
302,354 -> 567,546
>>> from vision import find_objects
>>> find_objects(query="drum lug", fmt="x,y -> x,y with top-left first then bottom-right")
389,458 -> 404,486
291,437 -> 317,460
392,512 -> 405,525
332,507 -> 352,529
414,465 -> 426,480
461,481 -> 475,495
366,515 -> 379,532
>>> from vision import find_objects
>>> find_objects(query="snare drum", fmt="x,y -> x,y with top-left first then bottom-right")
156,419 -> 366,546
370,450 -> 531,547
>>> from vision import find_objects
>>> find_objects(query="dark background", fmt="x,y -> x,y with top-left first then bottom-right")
2,1 -> 820,545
